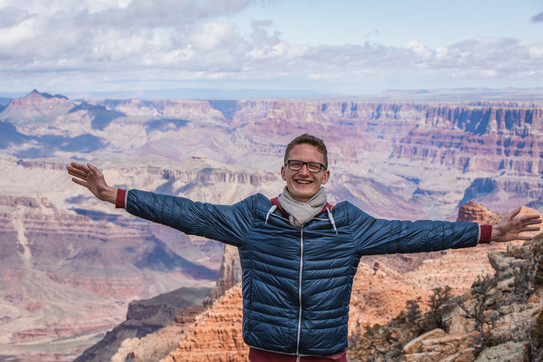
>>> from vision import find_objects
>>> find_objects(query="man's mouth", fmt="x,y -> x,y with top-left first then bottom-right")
295,180 -> 312,184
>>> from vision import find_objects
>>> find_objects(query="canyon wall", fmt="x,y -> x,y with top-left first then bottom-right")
392,104 -> 543,175
1,90 -> 542,360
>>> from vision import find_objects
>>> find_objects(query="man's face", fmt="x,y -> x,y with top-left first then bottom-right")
281,143 -> 330,203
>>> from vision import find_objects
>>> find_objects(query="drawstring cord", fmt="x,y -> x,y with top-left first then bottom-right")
326,206 -> 338,235
265,205 -> 277,224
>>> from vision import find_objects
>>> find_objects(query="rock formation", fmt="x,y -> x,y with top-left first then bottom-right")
207,245 -> 242,302
2,90 -> 543,360
0,193 -> 219,360
75,285 -> 212,362
397,234 -> 543,361
105,244 -> 241,362
1,89 -> 74,125
391,103 -> 543,176
3,91 -> 542,219
348,205 -> 543,361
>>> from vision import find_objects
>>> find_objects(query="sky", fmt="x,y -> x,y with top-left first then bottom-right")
0,0 -> 542,98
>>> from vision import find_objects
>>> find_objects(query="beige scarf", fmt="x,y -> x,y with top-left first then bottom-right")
277,187 -> 327,227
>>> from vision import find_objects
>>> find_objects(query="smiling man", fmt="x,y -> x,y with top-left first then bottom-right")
67,133 -> 541,362
282,138 -> 330,202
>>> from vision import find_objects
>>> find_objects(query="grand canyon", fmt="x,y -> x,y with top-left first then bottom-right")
1,90 -> 542,361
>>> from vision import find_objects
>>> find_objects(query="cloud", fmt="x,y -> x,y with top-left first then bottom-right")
531,11 -> 543,23
75,0 -> 257,30
0,7 -> 34,28
435,38 -> 542,74
0,1 -> 542,93
0,1 -> 266,68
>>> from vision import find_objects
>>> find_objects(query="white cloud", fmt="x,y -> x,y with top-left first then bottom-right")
190,22 -> 237,51
530,44 -> 543,58
406,41 -> 434,59
0,1 -> 542,94
0,6 -> 34,28
481,69 -> 497,78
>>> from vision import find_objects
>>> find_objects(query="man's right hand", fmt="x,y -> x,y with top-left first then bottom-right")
67,162 -> 117,204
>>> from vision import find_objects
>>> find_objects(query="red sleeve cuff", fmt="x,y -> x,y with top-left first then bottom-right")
115,189 -> 126,209
479,224 -> 492,243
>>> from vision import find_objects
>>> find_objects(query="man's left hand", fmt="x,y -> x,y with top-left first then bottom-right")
492,207 -> 542,242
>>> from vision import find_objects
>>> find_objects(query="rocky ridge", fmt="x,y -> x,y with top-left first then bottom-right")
3,91 -> 542,217
0,193 -> 219,359
75,285 -> 212,362
106,245 -> 241,362
1,90 -> 74,125
391,103 -> 543,196
349,204 -> 542,361
2,90 -> 543,360
398,236 -> 543,361
0,154 -> 279,360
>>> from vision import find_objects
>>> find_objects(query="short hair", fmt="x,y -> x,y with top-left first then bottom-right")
284,133 -> 328,167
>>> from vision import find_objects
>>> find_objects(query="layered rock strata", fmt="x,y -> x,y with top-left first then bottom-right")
75,285 -> 212,362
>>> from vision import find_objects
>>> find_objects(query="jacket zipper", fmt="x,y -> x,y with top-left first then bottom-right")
296,227 -> 304,358
268,209 -> 336,358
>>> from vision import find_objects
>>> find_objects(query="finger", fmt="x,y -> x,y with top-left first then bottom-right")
71,177 -> 88,187
87,163 -> 102,177
521,218 -> 542,226
519,214 -> 542,222
67,167 -> 88,179
67,166 -> 90,179
508,207 -> 522,220
70,162 -> 90,172
521,226 -> 541,232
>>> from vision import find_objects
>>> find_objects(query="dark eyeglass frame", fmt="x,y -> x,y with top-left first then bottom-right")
285,160 -> 327,173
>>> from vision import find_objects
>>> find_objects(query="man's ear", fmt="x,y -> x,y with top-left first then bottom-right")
321,170 -> 330,185
281,166 -> 287,181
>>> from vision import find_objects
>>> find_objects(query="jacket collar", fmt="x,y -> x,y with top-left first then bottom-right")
270,197 -> 334,217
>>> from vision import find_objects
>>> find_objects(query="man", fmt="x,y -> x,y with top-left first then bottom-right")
67,133 -> 541,362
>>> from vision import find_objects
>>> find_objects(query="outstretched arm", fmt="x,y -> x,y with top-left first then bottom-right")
491,207 -> 541,242
67,162 -> 118,205
67,162 -> 254,246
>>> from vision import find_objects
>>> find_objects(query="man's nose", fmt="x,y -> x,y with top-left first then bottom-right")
298,164 -> 310,175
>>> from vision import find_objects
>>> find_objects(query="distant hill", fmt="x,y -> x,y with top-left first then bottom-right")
0,97 -> 11,108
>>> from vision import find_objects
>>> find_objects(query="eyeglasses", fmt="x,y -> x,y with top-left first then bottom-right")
285,160 -> 327,173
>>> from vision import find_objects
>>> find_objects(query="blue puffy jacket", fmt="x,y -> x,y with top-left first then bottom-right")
125,190 -> 480,356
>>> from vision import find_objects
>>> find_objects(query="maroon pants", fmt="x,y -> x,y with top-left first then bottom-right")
249,348 -> 347,362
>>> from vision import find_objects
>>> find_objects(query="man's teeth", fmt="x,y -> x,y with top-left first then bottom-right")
296,180 -> 311,184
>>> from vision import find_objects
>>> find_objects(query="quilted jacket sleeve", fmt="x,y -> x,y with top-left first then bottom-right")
345,202 -> 480,255
125,189 -> 255,247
